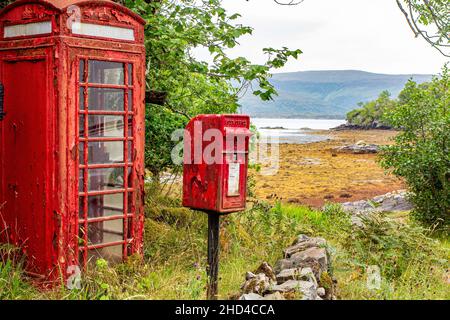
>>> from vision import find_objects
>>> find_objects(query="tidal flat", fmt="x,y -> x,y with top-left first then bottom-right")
253,129 -> 404,207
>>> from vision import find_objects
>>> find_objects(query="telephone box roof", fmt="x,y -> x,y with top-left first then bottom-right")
1,0 -> 145,25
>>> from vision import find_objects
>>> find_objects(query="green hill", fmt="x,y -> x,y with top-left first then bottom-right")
240,70 -> 432,118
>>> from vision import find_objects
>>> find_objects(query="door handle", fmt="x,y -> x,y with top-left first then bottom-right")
0,83 -> 5,121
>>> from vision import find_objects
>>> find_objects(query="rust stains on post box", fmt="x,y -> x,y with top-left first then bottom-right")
183,114 -> 253,213
0,0 -> 146,284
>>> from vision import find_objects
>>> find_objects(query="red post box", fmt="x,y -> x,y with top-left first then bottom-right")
183,114 -> 253,213
0,0 -> 146,282
182,114 -> 252,299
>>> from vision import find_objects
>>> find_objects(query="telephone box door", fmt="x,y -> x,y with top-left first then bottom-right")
0,55 -> 52,275
71,49 -> 144,265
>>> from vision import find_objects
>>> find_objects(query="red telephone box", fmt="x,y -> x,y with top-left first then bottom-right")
0,0 -> 145,282
183,114 -> 252,213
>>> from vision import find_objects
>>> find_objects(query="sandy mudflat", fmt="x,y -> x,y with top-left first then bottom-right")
252,130 -> 404,207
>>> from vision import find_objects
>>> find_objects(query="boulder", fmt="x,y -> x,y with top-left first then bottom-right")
276,267 -> 317,286
284,236 -> 326,258
290,247 -> 328,273
267,280 -> 317,300
334,144 -> 379,154
263,292 -> 286,300
254,262 -> 276,282
241,273 -> 273,295
239,293 -> 264,300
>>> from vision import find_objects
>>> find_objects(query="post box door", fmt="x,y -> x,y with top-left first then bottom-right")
0,56 -> 51,274
221,127 -> 251,211
74,52 -> 141,265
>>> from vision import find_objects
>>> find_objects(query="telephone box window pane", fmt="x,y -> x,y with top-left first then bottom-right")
79,169 -> 85,192
79,196 -> 85,219
88,193 -> 124,219
126,167 -> 133,188
128,91 -> 133,111
88,141 -> 124,164
79,60 -> 85,83
88,88 -> 124,111
79,115 -> 85,137
128,64 -> 133,85
88,115 -> 124,137
88,61 -> 124,85
79,90 -> 85,110
88,168 -> 124,191
127,116 -> 133,136
79,142 -> 85,163
79,226 -> 86,246
127,141 -> 133,162
88,245 -> 123,264
87,219 -> 124,245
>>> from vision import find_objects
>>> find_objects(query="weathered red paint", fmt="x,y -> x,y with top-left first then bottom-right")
183,115 -> 252,213
0,0 -> 146,284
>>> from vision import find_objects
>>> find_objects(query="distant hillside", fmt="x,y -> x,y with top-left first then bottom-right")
240,70 -> 433,118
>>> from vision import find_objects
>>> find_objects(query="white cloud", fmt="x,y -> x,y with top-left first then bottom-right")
195,0 -> 449,74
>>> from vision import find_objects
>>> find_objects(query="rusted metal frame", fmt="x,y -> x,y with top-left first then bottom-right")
79,137 -> 133,142
80,83 -> 134,90
123,61 -> 130,259
79,163 -> 132,169
82,57 -> 89,267
79,213 -> 134,224
78,110 -> 134,116
84,238 -> 134,251
79,188 -> 134,197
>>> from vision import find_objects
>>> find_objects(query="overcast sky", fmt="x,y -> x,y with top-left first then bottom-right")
196,0 -> 448,75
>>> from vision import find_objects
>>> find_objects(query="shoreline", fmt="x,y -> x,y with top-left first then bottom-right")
252,129 -> 403,208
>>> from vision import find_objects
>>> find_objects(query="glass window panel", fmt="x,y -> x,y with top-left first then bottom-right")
126,167 -> 132,188
79,115 -> 85,137
127,116 -> 133,137
79,89 -> 85,110
79,196 -> 85,220
88,167 -> 124,192
88,60 -> 124,85
79,142 -> 85,164
127,141 -> 133,162
88,115 -> 124,137
79,60 -> 85,83
88,141 -> 124,164
87,244 -> 123,264
79,169 -> 84,192
128,64 -> 133,85
88,193 -> 124,219
79,226 -> 86,247
88,219 -> 124,245
88,88 -> 124,111
128,90 -> 133,112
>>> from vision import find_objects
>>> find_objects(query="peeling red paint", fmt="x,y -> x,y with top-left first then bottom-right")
183,115 -> 252,214
0,0 -> 145,285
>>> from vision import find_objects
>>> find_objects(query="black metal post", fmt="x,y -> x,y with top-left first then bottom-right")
207,213 -> 220,300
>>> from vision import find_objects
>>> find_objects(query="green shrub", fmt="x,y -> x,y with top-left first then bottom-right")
380,66 -> 450,231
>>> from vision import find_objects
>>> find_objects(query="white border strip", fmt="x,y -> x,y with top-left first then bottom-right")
4,21 -> 52,38
72,22 -> 135,41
